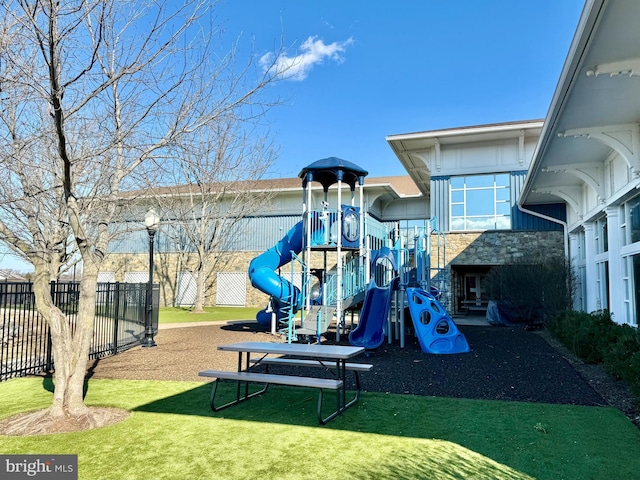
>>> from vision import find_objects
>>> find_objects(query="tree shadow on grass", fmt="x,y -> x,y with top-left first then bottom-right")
132,383 -> 537,480
133,382 -> 323,423
41,357 -> 104,399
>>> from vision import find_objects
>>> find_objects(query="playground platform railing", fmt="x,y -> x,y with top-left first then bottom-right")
364,216 -> 393,251
341,255 -> 367,303
308,209 -> 338,246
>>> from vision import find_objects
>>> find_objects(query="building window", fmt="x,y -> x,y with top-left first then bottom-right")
594,217 -> 608,254
627,198 -> 640,245
621,204 -> 628,247
622,253 -> 640,326
623,256 -> 632,325
450,173 -> 510,231
632,255 -> 640,326
601,218 -> 608,253
577,264 -> 586,312
596,260 -> 609,311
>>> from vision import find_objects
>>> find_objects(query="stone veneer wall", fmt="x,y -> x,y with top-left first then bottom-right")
431,230 -> 565,312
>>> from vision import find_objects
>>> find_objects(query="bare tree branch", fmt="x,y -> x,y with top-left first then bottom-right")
0,0 -> 289,424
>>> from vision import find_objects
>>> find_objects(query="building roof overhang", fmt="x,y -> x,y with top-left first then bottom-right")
520,0 -> 640,207
387,120 -> 543,196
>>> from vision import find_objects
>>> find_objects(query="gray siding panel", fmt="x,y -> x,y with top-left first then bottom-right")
229,216 -> 300,251
430,176 -> 450,232
107,216 -> 301,254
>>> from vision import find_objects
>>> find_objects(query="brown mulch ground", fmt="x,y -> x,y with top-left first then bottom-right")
85,320 -> 640,428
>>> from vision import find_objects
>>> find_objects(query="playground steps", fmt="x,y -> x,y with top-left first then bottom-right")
342,290 -> 366,310
297,306 -> 335,336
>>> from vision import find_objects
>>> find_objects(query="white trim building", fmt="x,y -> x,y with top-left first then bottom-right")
519,0 -> 640,326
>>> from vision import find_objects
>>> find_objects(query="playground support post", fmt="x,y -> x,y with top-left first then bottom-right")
335,175 -> 343,342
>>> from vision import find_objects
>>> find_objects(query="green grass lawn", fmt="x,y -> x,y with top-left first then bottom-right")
159,306 -> 260,324
1,377 -> 639,480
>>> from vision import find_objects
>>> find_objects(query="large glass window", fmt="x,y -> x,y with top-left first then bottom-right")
450,174 -> 511,231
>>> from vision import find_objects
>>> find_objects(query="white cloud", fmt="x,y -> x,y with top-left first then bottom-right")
260,36 -> 353,81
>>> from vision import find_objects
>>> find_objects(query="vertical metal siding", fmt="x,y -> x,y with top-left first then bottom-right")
431,176 -> 450,232
511,171 -> 565,231
106,215 -> 301,254
230,216 -> 300,251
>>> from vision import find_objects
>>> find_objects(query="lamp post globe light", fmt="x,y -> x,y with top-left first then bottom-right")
142,208 -> 160,347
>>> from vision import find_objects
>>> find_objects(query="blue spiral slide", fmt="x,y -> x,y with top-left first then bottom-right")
249,221 -> 305,326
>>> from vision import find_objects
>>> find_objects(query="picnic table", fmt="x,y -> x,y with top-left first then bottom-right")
199,341 -> 371,424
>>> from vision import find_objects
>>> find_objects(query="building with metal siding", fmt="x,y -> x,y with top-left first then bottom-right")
512,203 -> 566,231
102,177 -> 419,308
429,176 -> 450,231
387,120 -> 565,315
104,120 -> 571,313
105,123 -> 569,313
430,171 -> 565,233
511,171 -> 565,231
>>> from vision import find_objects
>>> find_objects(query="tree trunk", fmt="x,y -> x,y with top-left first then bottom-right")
194,265 -> 205,313
31,259 -> 98,417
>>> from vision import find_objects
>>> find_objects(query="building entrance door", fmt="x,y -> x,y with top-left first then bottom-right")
463,273 -> 487,314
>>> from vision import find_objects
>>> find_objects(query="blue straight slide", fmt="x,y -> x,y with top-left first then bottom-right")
349,279 -> 395,350
249,221 -> 304,323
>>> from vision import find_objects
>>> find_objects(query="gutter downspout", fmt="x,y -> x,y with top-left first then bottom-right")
516,203 -> 569,258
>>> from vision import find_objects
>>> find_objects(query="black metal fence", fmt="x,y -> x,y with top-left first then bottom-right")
0,281 -> 159,382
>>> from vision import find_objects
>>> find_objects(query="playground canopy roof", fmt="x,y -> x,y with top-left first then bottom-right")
299,157 -> 368,191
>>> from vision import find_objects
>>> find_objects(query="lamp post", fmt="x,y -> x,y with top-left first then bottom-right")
142,208 -> 160,347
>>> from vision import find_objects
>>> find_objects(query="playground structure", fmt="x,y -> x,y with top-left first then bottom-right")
248,157 -> 469,354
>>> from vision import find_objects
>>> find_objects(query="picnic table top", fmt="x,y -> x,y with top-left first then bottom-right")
217,341 -> 365,360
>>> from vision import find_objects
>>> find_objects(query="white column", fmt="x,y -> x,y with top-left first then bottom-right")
605,207 -> 624,324
336,178 -> 343,341
305,182 -> 313,313
583,222 -> 598,312
358,180 -> 365,257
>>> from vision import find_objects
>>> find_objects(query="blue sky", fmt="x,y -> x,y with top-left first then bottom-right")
216,0 -> 585,179
0,0 -> 585,272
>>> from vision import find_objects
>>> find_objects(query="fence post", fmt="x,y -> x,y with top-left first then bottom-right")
112,283 -> 120,355
45,328 -> 53,372
46,281 -> 55,372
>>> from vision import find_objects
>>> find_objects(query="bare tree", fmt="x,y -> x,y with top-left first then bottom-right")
484,249 -> 577,327
156,116 -> 278,312
0,0 -> 284,432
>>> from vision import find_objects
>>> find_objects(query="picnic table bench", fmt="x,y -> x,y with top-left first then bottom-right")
198,341 -> 371,424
